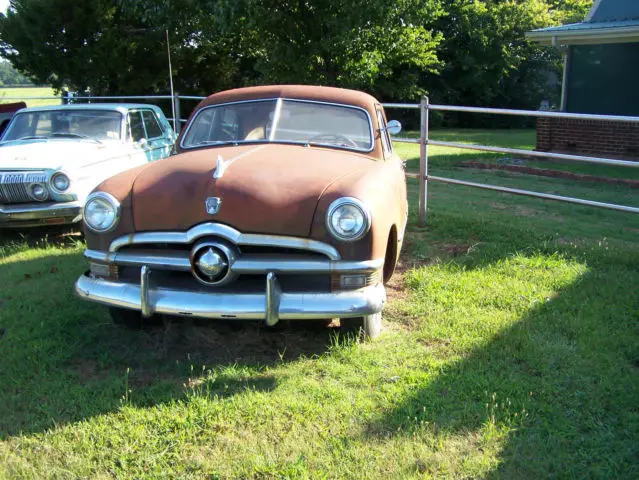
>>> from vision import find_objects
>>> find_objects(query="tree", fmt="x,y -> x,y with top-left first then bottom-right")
120,0 -> 445,101
0,0 -> 162,94
419,0 -> 591,125
0,58 -> 32,85
0,0 -> 592,112
220,0 -> 444,101
0,0 -> 249,95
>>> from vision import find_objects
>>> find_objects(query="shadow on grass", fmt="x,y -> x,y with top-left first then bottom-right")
369,232 -> 639,477
0,246 -> 336,438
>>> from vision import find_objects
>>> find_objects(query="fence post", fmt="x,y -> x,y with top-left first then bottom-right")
419,96 -> 429,227
172,92 -> 181,134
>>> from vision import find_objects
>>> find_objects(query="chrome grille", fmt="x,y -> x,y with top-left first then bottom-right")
0,171 -> 48,203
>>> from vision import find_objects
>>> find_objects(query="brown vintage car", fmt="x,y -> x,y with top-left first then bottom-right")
75,85 -> 407,338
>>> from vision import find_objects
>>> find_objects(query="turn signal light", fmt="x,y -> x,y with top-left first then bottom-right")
331,272 -> 379,291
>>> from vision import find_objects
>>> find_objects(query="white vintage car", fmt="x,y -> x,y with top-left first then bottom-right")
0,104 -> 175,228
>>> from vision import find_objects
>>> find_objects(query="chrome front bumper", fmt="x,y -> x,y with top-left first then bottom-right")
0,201 -> 82,227
75,269 -> 386,325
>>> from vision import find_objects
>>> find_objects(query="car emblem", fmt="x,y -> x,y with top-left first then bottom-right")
205,197 -> 222,215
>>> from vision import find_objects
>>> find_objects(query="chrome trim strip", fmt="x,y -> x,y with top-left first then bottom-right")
140,265 -> 152,318
85,249 -> 190,270
232,256 -> 383,274
0,201 -> 82,224
265,272 -> 281,326
75,273 -> 386,320
237,235 -> 340,260
268,98 -> 284,141
84,249 -> 383,274
108,222 -> 341,260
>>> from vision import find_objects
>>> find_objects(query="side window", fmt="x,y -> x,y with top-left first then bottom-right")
377,110 -> 393,157
142,110 -> 163,138
128,111 -> 145,142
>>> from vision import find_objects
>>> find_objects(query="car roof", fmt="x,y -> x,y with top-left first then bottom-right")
198,85 -> 380,110
14,103 -> 163,115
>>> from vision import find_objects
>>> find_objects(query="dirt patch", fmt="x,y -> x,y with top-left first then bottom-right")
73,359 -> 111,384
385,260 -> 411,303
514,207 -> 541,217
457,161 -> 639,188
426,241 -> 480,259
128,316 -> 337,367
490,202 -> 508,210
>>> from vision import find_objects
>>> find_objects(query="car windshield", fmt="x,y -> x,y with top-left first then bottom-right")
2,110 -> 123,141
181,99 -> 373,151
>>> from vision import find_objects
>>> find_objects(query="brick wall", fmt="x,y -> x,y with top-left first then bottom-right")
536,118 -> 639,160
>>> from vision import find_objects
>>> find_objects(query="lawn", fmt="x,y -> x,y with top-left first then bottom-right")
0,131 -> 638,478
0,86 -> 59,107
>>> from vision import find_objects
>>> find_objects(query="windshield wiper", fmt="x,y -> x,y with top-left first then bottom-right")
193,140 -> 238,147
16,135 -> 48,140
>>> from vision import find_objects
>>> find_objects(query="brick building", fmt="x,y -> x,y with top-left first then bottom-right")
526,0 -> 639,160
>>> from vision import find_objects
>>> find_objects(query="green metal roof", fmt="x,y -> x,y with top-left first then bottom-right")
589,0 -> 639,23
526,0 -> 639,45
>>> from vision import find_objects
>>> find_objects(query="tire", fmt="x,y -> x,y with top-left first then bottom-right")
341,312 -> 382,340
109,307 -> 161,329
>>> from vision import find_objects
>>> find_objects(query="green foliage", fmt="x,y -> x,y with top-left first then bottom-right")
0,0 -> 593,113
0,59 -> 31,85
236,0 -> 444,100
423,0 -> 590,126
0,0 -> 161,94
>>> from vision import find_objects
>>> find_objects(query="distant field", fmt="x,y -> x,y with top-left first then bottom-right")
0,86 -> 59,107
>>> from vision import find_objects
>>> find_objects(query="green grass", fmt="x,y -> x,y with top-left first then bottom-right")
0,132 -> 638,478
0,86 -> 59,107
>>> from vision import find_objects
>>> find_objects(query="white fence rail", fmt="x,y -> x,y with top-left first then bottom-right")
3,93 -> 639,224
386,97 -> 639,225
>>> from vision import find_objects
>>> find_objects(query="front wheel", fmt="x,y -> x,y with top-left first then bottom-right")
340,312 -> 382,340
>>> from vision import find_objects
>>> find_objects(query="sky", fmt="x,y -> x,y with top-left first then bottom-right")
0,1 -> 8,14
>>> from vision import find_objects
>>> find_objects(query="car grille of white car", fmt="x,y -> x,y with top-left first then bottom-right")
0,171 -> 48,204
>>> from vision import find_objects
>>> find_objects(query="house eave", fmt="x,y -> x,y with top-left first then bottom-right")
526,25 -> 639,46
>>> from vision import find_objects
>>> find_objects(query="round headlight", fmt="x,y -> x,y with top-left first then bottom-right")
326,197 -> 371,242
51,172 -> 70,192
29,183 -> 48,201
84,192 -> 120,233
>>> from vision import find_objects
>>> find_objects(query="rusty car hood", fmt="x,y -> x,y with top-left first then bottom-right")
131,143 -> 377,236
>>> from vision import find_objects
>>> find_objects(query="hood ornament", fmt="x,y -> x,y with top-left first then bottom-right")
213,155 -> 228,179
205,197 -> 222,215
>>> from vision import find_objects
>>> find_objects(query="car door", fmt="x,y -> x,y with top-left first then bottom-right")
127,109 -> 174,162
376,107 -> 408,238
